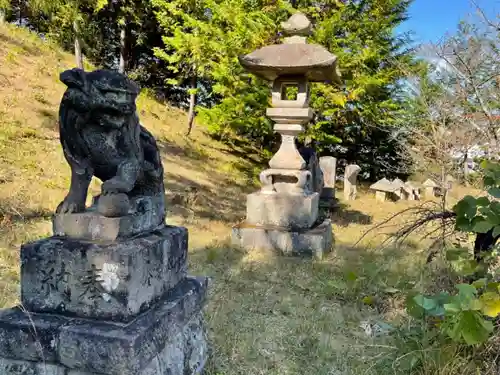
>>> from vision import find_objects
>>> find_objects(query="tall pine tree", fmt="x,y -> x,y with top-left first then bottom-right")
303,0 -> 417,179
153,0 -> 290,136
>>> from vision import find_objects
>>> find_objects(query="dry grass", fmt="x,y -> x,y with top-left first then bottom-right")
0,23 -> 488,375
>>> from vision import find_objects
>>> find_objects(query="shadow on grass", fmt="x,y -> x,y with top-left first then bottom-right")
165,170 -> 251,224
0,198 -> 52,226
331,202 -> 373,227
189,238 -> 427,375
37,108 -> 58,131
157,137 -> 211,161
0,32 -> 41,56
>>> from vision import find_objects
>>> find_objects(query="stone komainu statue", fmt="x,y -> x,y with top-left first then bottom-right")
56,68 -> 165,220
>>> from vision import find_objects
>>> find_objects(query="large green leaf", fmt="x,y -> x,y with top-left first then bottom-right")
472,218 -> 494,234
476,196 -> 491,206
455,216 -> 472,231
480,292 -> 500,318
413,294 -> 437,311
490,201 -> 500,215
453,196 -> 477,218
488,187 -> 500,198
472,278 -> 487,289
456,284 -> 477,300
406,293 -> 426,318
446,311 -> 493,345
461,311 -> 494,345
493,226 -> 500,238
479,207 -> 500,225
444,302 -> 461,313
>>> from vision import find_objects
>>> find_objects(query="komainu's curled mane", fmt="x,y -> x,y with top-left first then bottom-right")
56,68 -> 165,218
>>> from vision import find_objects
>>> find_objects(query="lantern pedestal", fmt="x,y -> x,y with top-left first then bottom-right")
232,219 -> 333,259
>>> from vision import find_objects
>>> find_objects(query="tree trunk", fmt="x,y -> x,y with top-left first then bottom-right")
0,9 -> 6,23
73,20 -> 84,70
119,24 -> 127,74
186,75 -> 197,136
474,229 -> 500,262
462,150 -> 470,186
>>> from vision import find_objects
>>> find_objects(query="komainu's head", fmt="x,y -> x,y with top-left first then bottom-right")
60,68 -> 140,128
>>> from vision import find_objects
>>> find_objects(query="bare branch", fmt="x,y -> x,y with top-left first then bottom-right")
471,0 -> 500,32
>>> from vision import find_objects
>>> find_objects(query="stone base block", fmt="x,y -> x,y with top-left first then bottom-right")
246,192 -> 319,229
320,187 -> 336,200
0,277 -> 208,375
319,197 -> 338,208
21,226 -> 187,322
53,195 -> 166,241
232,219 -> 333,259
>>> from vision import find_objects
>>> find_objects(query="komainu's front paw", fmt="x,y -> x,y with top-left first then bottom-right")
56,197 -> 85,214
102,177 -> 133,195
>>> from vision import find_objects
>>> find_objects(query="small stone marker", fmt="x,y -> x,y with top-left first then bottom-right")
392,178 -> 413,200
405,181 -> 421,200
423,178 -> 440,199
370,178 -> 398,201
319,156 -> 337,200
233,12 -> 341,258
445,174 -> 455,190
370,178 -> 422,202
0,69 -> 209,375
343,164 -> 361,201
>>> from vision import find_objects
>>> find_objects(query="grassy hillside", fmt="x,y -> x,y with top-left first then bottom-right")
0,23 -> 486,375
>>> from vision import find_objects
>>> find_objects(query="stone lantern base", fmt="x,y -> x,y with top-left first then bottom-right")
232,187 -> 334,259
232,219 -> 333,259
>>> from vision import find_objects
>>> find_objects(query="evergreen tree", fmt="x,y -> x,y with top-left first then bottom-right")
80,1 -> 168,81
30,0 -> 107,68
303,0 -> 416,180
153,0 -> 290,136
0,0 -> 9,23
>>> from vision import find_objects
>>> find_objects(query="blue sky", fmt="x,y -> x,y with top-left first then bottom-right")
397,0 -> 499,44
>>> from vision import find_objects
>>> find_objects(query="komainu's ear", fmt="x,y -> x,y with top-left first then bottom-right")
60,68 -> 86,90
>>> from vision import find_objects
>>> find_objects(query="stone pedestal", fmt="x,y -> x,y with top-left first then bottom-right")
232,219 -> 333,259
53,195 -> 166,241
21,226 -> 188,322
0,278 -> 208,375
246,192 -> 319,229
235,190 -> 332,258
0,226 -> 208,375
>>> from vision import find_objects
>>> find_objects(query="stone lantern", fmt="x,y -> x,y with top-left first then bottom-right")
232,12 -> 341,258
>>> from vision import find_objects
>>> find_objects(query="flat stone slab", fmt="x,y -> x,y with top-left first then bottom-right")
232,219 -> 333,259
53,195 -> 166,241
246,192 -> 319,229
21,226 -> 187,322
0,277 -> 208,375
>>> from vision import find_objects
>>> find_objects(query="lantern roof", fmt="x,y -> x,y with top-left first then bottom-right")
238,12 -> 341,84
